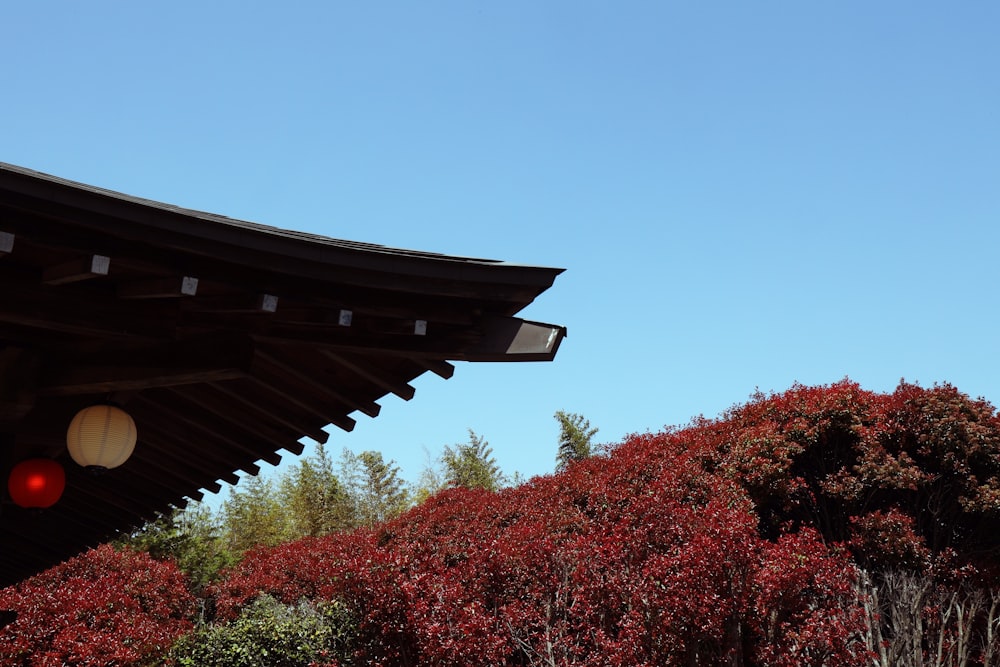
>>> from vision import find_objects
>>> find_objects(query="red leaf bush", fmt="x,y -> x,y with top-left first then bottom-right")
215,389 -> 884,665
0,545 -> 195,666
8,380 -> 1000,665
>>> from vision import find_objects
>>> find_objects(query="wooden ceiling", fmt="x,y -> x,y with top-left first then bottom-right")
0,163 -> 565,587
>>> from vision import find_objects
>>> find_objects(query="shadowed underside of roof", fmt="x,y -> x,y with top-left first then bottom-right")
0,163 -> 565,587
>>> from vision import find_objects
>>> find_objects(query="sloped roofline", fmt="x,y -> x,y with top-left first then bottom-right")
0,162 -> 564,288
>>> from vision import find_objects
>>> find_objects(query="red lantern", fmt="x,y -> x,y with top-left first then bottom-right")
8,459 -> 66,509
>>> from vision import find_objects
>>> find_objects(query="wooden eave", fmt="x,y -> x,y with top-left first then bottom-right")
0,163 -> 566,587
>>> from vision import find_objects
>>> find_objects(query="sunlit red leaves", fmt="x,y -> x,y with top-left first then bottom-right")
211,379 -> 1000,664
695,380 -> 1000,571
214,416 -> 871,665
5,379 -> 996,665
0,545 -> 195,666
752,530 -> 869,666
849,508 -> 932,571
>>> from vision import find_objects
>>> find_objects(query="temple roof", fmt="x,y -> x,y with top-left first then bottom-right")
0,163 -> 565,586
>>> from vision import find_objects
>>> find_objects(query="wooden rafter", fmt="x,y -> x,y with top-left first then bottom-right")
37,334 -> 257,395
119,276 -> 199,299
254,349 -> 382,419
320,350 -> 417,401
41,254 -> 110,285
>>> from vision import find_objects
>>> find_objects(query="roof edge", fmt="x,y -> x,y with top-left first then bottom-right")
0,163 -> 565,288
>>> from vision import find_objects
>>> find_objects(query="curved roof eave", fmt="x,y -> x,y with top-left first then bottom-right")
0,163 -> 565,291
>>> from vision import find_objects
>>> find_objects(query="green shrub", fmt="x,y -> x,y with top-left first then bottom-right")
169,594 -> 354,667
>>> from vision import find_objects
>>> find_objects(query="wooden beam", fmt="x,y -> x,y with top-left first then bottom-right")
136,425 -> 240,489
131,429 -> 258,488
0,302 -> 161,341
0,287 -> 173,340
153,388 -> 286,468
132,392 -> 284,468
61,474 -> 148,517
181,293 -> 279,314
206,381 -> 330,445
39,366 -> 248,396
252,325 -> 478,359
41,254 -> 110,285
320,350 -> 416,401
0,348 -> 37,423
157,387 -> 299,467
64,473 -> 185,527
174,384 -> 310,456
419,359 -> 455,379
119,276 -> 198,299
280,438 -> 307,456
95,458 -> 203,507
247,376 -> 357,433
37,333 -> 256,395
254,350 -> 381,419
460,316 -> 567,362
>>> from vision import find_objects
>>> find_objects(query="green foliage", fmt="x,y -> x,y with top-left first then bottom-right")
281,443 -> 354,538
169,594 -> 353,667
222,475 -> 294,555
340,449 -> 409,527
441,429 -> 503,491
554,410 -> 598,471
118,503 -> 234,594
411,446 -> 447,505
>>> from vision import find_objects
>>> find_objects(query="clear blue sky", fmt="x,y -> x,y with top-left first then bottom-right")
3,3 -> 998,493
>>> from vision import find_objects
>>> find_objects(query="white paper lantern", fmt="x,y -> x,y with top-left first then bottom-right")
66,404 -> 137,471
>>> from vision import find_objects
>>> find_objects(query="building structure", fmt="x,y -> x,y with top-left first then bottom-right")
0,163 -> 564,586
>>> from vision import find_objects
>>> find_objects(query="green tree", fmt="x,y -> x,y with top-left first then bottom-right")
411,446 -> 446,505
341,449 -> 409,527
280,442 -> 354,538
441,429 -> 503,492
118,502 -> 234,594
222,474 -> 293,555
554,410 -> 598,471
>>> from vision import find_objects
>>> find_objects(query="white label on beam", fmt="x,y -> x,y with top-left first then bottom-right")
0,232 -> 13,254
91,255 -> 111,275
338,310 -> 353,326
181,276 -> 199,296
259,294 -> 279,312
414,320 -> 427,336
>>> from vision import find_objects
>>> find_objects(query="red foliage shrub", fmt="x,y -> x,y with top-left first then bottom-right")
215,413 -> 874,665
861,382 -> 1000,562
0,544 -> 195,666
751,529 -> 868,666
673,380 -> 1000,574
4,380 -> 997,665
